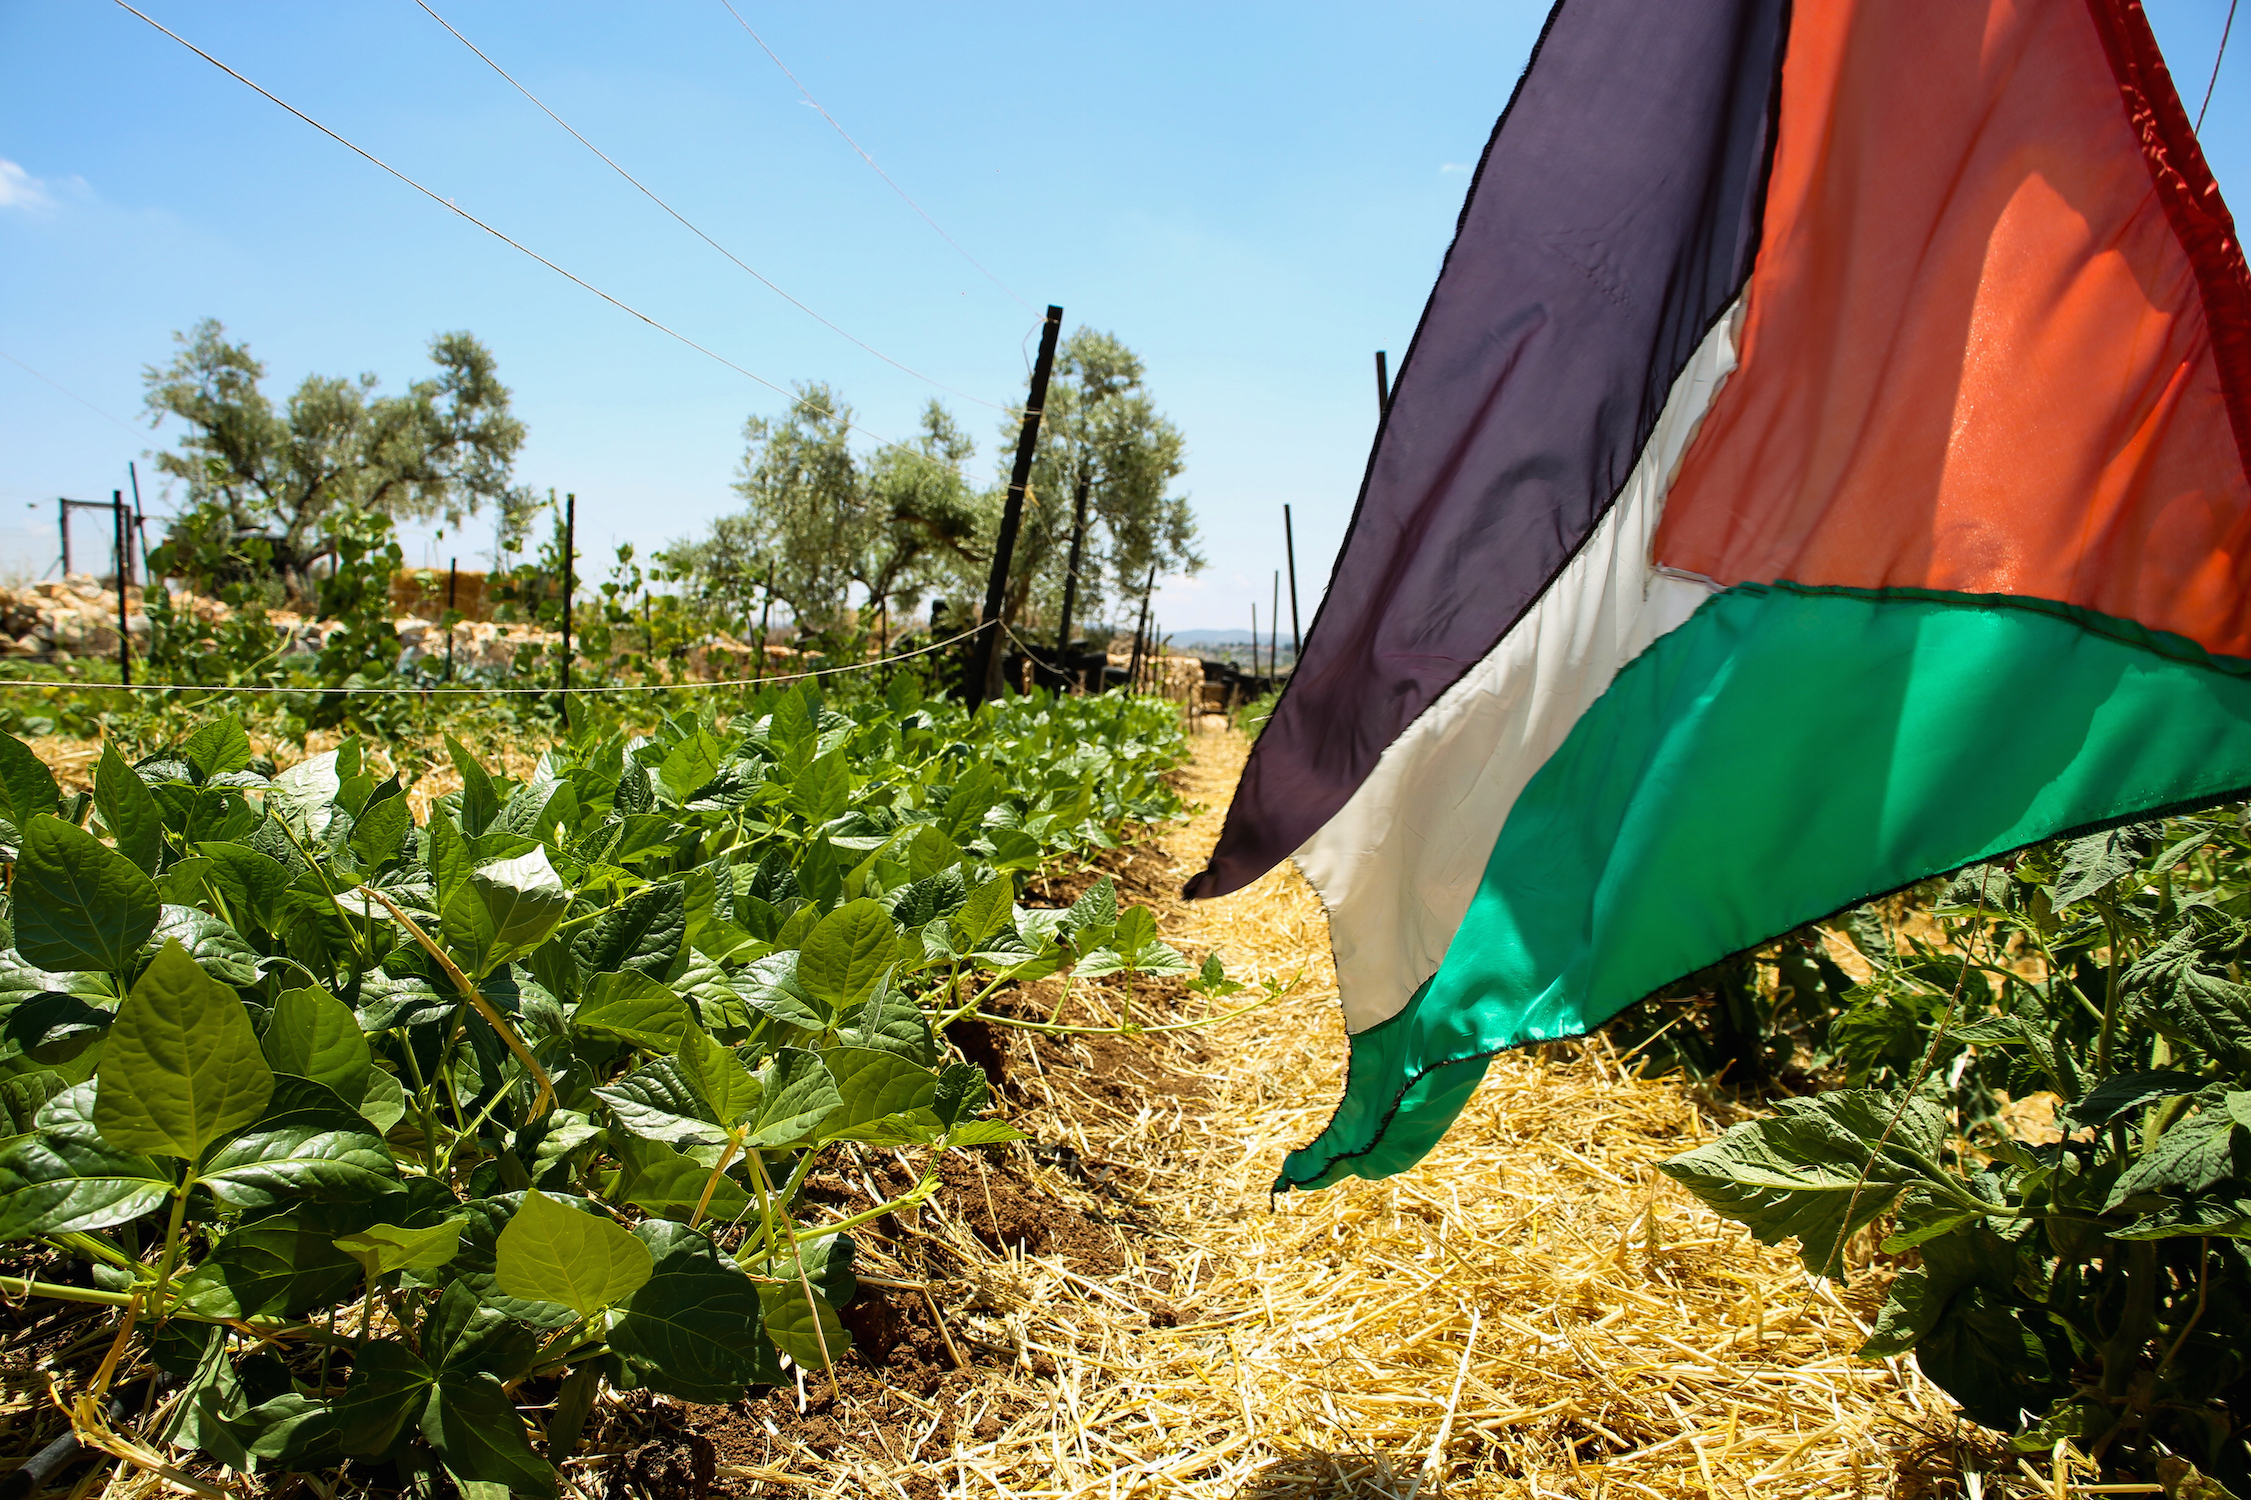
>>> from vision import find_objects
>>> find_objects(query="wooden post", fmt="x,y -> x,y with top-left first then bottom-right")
1375,350 -> 1391,414
1270,571 -> 1280,681
968,304 -> 1064,707
112,493 -> 131,686
754,562 -> 774,683
1284,504 -> 1302,663
1053,471 -> 1091,675
1125,565 -> 1154,694
58,498 -> 69,579
445,558 -> 458,682
127,462 -> 147,587
557,493 -> 575,727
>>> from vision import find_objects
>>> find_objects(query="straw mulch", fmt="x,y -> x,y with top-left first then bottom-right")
22,721 -> 2047,1498
718,725 -> 2044,1500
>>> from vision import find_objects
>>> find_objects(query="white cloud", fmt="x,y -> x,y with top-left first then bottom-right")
1439,162 -> 1471,174
0,160 -> 54,213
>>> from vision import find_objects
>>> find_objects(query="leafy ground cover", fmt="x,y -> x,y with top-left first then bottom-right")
1660,821 -> 2251,1492
0,680 -> 1259,1497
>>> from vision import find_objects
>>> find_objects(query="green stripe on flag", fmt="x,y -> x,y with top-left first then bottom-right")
1280,583 -> 2251,1190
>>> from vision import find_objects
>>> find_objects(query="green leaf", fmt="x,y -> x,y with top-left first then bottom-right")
940,764 -> 998,840
906,825 -> 965,881
2058,1070 -> 2205,1131
267,751 -> 343,840
612,1221 -> 774,1401
986,826 -> 1043,872
747,1047 -> 842,1147
681,867 -> 756,963
227,1392 -> 344,1469
945,1119 -> 1030,1147
574,971 -> 693,1053
1658,1089 -> 1954,1277
0,1072 -> 65,1135
593,1057 -> 729,1149
403,1198 -> 574,1327
675,1025 -> 762,1125
1190,951 -> 1246,999
153,1323 -> 251,1470
797,899 -> 896,1015
420,1264 -> 543,1378
192,841 -> 293,927
493,1187 -> 652,1319
331,1340 -> 437,1457
15,814 -> 161,975
0,730 -> 58,830
181,717 -> 252,778
754,1261 -> 852,1371
838,983 -> 935,1066
612,1131 -> 748,1222
349,794 -> 412,871
199,1078 -> 401,1208
573,880 -> 685,981
333,1220 -> 467,1281
1914,1287 -> 2059,1430
821,1046 -> 940,1144
444,735 -> 504,837
95,742 -> 164,876
1859,1222 -> 2016,1358
261,986 -> 372,1101
2127,931 -> 2251,1070
2049,823 -> 2156,907
357,1066 -> 407,1134
95,940 -> 272,1160
1064,876 -> 1117,936
657,729 -> 726,806
933,1062 -> 989,1129
958,873 -> 1014,947
425,1368 -> 556,1497
441,847 -> 570,980
731,952 -> 824,1033
0,1082 -> 169,1238
174,1215 -> 363,1319
143,905 -> 262,987
2105,1108 -> 2246,1210
788,750 -> 850,825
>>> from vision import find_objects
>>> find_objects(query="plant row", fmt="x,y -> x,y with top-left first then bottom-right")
1656,822 -> 2251,1491
0,679 -> 1228,1496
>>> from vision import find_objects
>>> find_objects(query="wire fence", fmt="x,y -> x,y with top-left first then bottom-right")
0,624 -> 986,696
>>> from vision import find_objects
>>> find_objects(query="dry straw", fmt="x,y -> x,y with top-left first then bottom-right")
27,720 -> 2054,1497
721,726 -> 2048,1499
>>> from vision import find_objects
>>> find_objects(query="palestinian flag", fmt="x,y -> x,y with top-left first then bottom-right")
1189,0 -> 2251,1191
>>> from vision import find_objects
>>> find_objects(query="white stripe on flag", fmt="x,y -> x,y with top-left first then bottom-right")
1295,300 -> 1745,1034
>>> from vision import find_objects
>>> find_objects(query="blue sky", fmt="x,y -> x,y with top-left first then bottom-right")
3,3 -> 2247,631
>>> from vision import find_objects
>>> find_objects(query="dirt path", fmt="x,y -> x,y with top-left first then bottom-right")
690,727 -> 1997,1498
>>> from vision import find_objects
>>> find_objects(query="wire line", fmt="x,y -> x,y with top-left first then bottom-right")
111,0 -> 934,457
713,0 -> 1035,315
2201,0 -> 2239,132
412,0 -> 1009,412
0,349 -> 142,436
11,625 -> 984,696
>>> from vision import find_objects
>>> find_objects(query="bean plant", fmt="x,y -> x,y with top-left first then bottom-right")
0,679 -> 1223,1496
1663,820 -> 2251,1491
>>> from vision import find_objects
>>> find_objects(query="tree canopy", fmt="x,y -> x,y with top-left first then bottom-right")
143,319 -> 528,601
677,386 -> 980,643
1005,328 -> 1201,638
